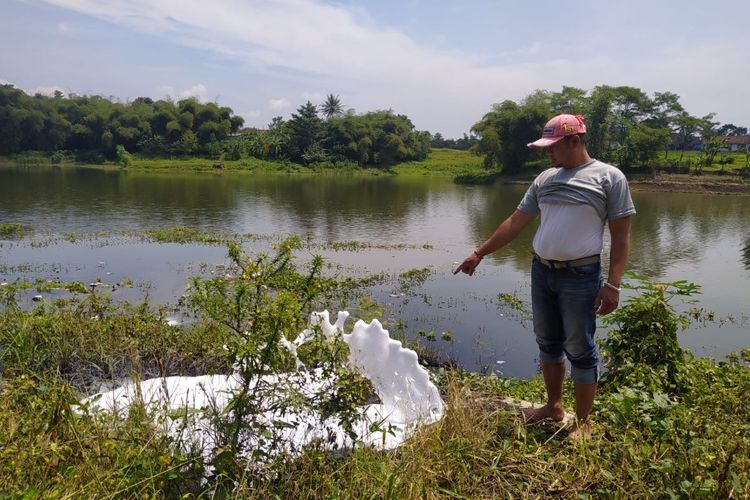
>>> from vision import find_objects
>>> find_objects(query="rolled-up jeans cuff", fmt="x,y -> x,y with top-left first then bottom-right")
538,351 -> 566,365
570,364 -> 600,384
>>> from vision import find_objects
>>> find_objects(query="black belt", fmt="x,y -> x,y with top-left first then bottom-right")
533,253 -> 600,269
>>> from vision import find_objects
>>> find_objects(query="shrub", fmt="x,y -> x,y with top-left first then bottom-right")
186,238 -> 372,483
49,150 -> 74,164
600,273 -> 703,394
115,144 -> 133,168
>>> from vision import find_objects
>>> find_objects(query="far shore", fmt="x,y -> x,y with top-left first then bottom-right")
500,173 -> 750,195
4,149 -> 750,195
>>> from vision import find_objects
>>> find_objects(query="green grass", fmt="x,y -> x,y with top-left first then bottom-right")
1,281 -> 749,497
117,149 -> 485,177
0,223 -> 30,239
3,330 -> 748,497
392,148 -> 485,176
129,156 -> 298,173
141,226 -> 229,244
628,150 -> 750,174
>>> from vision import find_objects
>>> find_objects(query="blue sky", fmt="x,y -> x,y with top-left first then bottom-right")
2,0 -> 748,137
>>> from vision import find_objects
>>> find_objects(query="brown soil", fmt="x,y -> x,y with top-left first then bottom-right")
502,173 -> 750,195
628,173 -> 750,195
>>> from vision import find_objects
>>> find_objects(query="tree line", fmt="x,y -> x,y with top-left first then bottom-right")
2,83 -> 746,171
0,85 -> 244,162
0,86 -> 430,167
221,98 -> 430,167
471,85 -> 748,173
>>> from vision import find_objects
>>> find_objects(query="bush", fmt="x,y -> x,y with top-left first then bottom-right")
115,144 -> 133,168
600,273 -> 703,394
49,150 -> 74,164
186,238 -> 372,480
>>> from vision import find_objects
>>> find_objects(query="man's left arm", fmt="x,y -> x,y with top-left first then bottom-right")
595,216 -> 631,315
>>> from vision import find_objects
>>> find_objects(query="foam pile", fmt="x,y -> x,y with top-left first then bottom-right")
80,311 -> 444,461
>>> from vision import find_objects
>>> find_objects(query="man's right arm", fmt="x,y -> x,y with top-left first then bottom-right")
453,210 -> 535,276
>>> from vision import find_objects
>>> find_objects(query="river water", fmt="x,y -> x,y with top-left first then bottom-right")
1,164 -> 748,377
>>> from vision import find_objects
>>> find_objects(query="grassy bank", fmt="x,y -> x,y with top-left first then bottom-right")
122,148 -> 487,177
391,148 -> 484,176
5,149 -> 750,198
1,241 -> 749,498
3,149 -> 487,177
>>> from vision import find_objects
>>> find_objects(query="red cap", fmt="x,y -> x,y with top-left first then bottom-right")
527,114 -> 587,148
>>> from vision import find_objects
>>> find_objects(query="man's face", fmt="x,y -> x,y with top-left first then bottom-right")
545,136 -> 575,168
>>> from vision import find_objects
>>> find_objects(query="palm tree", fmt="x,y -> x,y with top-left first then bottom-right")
320,94 -> 343,120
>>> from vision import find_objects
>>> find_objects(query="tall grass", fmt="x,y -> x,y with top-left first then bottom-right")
1,259 -> 749,497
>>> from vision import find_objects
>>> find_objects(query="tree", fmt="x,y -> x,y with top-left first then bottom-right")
320,94 -> 344,120
285,101 -> 324,163
321,110 -> 429,166
609,86 -> 653,150
470,97 -> 548,173
698,113 -> 719,142
549,86 -> 588,115
629,123 -> 671,166
674,112 -> 702,164
268,116 -> 285,130
586,86 -> 615,160
717,123 -> 748,136
647,92 -> 685,159
0,86 -> 248,158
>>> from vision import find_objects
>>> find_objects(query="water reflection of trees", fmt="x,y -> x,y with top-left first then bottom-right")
628,192 -> 750,276
464,183 -> 539,268
4,167 -> 750,273
234,175 -> 452,241
0,166 -> 241,229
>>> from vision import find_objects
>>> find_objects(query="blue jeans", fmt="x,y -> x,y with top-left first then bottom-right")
531,258 -> 602,384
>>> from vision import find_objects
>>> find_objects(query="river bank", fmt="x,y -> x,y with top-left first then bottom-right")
627,173 -> 750,195
499,173 -> 750,195
1,252 -> 748,498
6,149 -> 750,195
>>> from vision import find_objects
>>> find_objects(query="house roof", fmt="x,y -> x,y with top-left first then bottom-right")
719,135 -> 750,145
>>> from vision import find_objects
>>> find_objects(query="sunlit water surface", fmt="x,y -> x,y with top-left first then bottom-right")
1,165 -> 748,377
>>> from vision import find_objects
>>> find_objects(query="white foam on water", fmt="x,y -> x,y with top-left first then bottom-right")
79,311 -> 445,462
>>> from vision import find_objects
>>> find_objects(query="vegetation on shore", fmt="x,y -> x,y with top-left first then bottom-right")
4,82 -> 748,181
471,85 -> 750,175
1,85 -> 430,169
1,239 -> 748,498
7,147 -> 749,195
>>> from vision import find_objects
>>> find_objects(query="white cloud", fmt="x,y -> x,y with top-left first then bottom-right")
158,84 -> 175,96
159,83 -> 209,102
57,22 -> 71,34
269,98 -> 290,110
178,83 -> 208,101
243,110 -> 261,118
29,84 -> 66,96
30,1 -> 750,135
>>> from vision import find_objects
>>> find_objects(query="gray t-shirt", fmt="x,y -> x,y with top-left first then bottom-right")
517,159 -> 636,261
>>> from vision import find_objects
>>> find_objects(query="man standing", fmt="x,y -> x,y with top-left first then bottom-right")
453,114 -> 635,438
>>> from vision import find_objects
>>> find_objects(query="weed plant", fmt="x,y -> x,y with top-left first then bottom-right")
0,223 -> 29,239
1,257 -> 749,497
